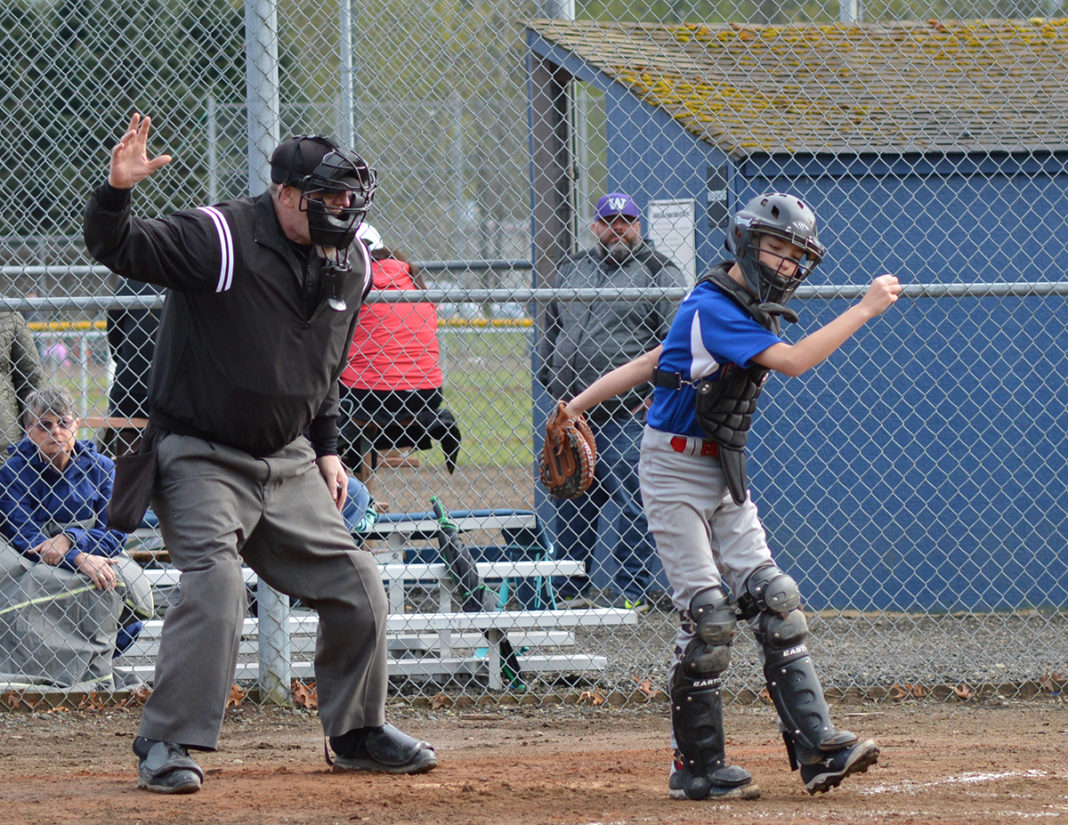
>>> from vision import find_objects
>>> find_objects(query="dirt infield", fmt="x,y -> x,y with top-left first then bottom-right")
2,699 -> 1066,825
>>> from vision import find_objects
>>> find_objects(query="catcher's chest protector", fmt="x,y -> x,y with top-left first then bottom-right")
691,266 -> 792,504
695,363 -> 768,452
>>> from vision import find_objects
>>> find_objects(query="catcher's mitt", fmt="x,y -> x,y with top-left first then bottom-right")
539,401 -> 596,499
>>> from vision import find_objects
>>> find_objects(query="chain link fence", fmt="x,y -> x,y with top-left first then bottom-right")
1,0 -> 1066,709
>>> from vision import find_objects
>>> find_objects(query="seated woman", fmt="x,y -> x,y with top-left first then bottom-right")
338,224 -> 461,482
0,386 -> 150,689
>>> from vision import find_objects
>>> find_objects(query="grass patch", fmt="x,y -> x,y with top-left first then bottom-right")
438,328 -> 534,469
34,327 -> 539,470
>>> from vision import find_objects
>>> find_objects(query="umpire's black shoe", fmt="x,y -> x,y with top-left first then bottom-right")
800,739 -> 879,794
133,737 -> 204,794
330,723 -> 438,774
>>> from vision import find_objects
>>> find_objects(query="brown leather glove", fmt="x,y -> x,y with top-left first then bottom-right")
539,401 -> 596,499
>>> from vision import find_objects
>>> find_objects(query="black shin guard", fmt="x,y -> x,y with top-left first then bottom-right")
763,644 -> 856,767
742,565 -> 855,770
670,668 -> 752,799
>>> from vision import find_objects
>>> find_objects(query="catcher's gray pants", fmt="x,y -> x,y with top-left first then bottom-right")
138,433 -> 388,750
639,427 -> 774,655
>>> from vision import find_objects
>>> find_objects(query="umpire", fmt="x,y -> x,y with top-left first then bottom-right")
537,192 -> 686,610
84,114 -> 437,794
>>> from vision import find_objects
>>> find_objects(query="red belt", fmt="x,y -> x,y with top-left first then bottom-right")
669,435 -> 718,457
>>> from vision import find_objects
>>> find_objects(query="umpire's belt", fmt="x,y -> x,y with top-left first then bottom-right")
668,434 -> 718,458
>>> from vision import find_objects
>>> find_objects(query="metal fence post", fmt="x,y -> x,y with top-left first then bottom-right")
245,0 -> 291,706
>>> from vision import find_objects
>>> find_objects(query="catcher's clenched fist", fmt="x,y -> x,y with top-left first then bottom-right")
539,401 -> 597,499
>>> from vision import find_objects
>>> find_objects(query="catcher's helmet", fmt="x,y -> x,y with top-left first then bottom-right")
726,192 -> 825,305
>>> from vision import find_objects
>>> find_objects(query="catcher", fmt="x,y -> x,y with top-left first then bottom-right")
549,193 -> 900,800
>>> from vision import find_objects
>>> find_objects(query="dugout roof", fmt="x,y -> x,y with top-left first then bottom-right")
526,18 -> 1068,156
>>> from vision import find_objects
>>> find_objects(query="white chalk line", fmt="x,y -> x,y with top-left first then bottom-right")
862,768 -> 1060,795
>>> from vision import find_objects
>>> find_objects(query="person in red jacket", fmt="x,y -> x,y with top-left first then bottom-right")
338,225 -> 460,481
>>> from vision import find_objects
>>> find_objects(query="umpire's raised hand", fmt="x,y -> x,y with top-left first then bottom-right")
108,112 -> 172,189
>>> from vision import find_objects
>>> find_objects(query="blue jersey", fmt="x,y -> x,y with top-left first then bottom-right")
647,279 -> 782,438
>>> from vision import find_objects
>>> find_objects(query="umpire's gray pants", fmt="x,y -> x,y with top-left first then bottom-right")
639,427 -> 774,656
138,434 -> 388,750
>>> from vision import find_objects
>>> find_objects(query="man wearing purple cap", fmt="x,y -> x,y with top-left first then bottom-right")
83,114 -> 437,794
537,191 -> 686,610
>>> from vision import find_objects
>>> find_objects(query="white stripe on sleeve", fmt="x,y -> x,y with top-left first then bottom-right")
196,206 -> 235,292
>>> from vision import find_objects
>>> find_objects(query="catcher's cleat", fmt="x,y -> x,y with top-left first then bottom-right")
330,723 -> 438,774
669,760 -> 760,801
800,739 -> 879,794
133,737 -> 204,794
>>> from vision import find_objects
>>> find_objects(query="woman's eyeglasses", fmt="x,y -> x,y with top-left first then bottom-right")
32,416 -> 77,433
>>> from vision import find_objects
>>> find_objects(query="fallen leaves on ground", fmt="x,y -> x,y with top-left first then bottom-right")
291,680 -> 317,709
890,683 -> 927,700
78,692 -> 109,710
430,693 -> 452,710
226,683 -> 247,708
123,685 -> 153,706
632,676 -> 658,701
3,691 -> 45,711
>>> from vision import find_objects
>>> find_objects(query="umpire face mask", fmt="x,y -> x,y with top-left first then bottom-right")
299,148 -> 378,252
295,148 -> 378,311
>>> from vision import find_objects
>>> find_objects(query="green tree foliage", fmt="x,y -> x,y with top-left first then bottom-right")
0,0 -> 245,241
346,0 -> 542,266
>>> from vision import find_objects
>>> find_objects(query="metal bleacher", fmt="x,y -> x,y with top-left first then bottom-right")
118,509 -> 636,691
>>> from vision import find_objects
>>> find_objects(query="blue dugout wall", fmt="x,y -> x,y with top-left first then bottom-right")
528,31 -> 1068,611
605,100 -> 1068,611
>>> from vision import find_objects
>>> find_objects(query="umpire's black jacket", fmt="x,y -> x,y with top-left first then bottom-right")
84,183 -> 372,456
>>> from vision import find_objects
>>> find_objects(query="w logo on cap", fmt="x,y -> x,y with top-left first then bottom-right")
595,192 -> 639,221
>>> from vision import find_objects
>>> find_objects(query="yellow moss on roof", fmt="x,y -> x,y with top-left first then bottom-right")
528,18 -> 1068,155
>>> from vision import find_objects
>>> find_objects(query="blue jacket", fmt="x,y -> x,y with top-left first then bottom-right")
0,437 -> 127,570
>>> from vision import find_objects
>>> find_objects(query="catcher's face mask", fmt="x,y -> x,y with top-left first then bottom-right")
726,192 -> 825,306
